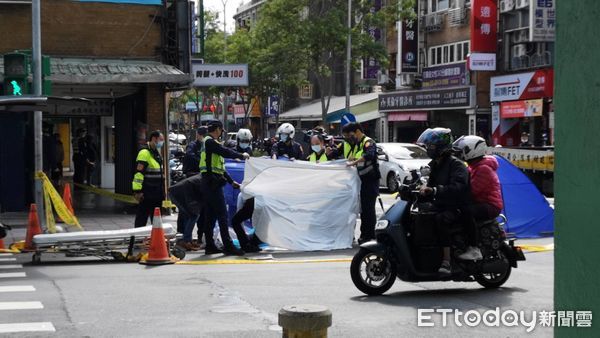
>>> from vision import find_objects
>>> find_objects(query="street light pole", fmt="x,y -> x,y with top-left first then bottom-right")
221,0 -> 228,133
345,0 -> 352,113
32,0 -> 45,229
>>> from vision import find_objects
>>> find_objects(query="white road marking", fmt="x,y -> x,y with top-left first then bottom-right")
0,322 -> 55,333
0,258 -> 17,262
0,286 -> 36,293
0,264 -> 23,269
0,253 -> 13,257
0,272 -> 26,278
0,301 -> 44,310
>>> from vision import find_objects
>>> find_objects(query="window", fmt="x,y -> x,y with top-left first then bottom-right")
428,40 -> 470,66
430,0 -> 449,13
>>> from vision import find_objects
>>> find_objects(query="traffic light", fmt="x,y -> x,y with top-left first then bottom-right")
3,52 -> 29,96
4,78 -> 28,96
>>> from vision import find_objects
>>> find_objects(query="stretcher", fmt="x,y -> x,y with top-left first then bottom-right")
29,224 -> 185,264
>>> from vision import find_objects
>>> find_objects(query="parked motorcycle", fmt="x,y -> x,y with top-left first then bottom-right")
350,168 -> 526,295
169,151 -> 185,185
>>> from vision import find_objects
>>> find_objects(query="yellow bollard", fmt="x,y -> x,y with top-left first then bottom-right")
278,304 -> 332,338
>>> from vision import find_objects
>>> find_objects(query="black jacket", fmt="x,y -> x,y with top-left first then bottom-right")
427,154 -> 470,209
183,140 -> 201,176
168,174 -> 204,216
271,140 -> 304,159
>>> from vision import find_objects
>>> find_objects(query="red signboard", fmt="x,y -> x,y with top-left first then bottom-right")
491,69 -> 554,102
500,99 -> 544,119
470,0 -> 497,53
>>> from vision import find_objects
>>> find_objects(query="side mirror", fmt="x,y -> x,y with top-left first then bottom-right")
378,154 -> 388,161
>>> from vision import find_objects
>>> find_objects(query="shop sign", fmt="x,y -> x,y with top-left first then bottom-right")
399,0 -> 419,73
490,69 -> 553,102
470,0 -> 498,53
192,63 -> 249,87
422,63 -> 467,89
530,0 -> 555,42
378,86 -> 474,111
468,52 -> 496,71
500,99 -> 543,119
490,147 -> 554,172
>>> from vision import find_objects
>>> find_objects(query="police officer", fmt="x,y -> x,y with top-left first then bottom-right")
200,120 -> 250,255
307,134 -> 329,163
236,128 -> 253,154
182,126 -> 208,178
271,123 -> 303,160
343,123 -> 380,243
132,130 -> 165,228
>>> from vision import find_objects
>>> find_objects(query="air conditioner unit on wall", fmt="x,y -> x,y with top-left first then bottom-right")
513,45 -> 527,57
500,0 -> 515,13
512,30 -> 528,43
515,0 -> 529,10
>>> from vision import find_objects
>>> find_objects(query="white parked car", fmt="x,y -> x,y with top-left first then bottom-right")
376,143 -> 431,191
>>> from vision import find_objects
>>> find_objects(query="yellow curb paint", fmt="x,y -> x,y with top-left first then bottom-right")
176,258 -> 353,265
518,243 -> 554,252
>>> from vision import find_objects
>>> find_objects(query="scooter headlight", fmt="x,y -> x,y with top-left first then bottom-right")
375,220 -> 389,230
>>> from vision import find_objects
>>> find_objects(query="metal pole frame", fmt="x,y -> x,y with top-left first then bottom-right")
32,0 -> 45,229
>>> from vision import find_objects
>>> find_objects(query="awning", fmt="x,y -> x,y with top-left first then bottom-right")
0,57 -> 191,85
279,93 -> 380,122
388,111 -> 428,122
0,95 -> 92,113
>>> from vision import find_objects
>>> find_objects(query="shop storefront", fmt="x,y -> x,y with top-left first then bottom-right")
490,69 -> 554,147
379,84 -> 476,141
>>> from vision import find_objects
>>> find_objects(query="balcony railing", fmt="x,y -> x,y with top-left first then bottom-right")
448,8 -> 468,27
510,51 -> 553,71
424,13 -> 444,32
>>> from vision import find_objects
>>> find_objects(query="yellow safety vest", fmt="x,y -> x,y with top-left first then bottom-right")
309,152 -> 329,163
132,145 -> 162,193
199,135 -> 225,175
354,136 -> 376,176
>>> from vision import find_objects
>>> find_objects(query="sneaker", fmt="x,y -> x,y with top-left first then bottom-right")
223,244 -> 245,256
179,242 -> 199,251
438,260 -> 451,275
458,247 -> 483,261
242,244 -> 262,253
204,245 -> 223,255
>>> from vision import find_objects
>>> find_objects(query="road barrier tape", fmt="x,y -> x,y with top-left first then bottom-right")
35,172 -> 82,233
176,257 -> 353,265
518,243 -> 554,253
73,183 -> 139,205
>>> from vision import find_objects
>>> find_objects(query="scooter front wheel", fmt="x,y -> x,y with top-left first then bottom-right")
350,248 -> 396,296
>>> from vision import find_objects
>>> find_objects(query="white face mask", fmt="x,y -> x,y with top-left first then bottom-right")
311,145 -> 322,153
280,134 -> 289,142
239,142 -> 250,149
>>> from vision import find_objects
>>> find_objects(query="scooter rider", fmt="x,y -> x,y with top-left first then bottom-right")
416,128 -> 470,276
453,135 -> 504,261
271,123 -> 304,160
236,128 -> 253,154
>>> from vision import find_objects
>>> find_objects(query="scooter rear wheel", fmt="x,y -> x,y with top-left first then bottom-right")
475,264 -> 511,288
350,248 -> 396,296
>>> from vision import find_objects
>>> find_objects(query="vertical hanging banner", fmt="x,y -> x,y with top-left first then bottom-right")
363,0 -> 382,79
530,0 -> 555,41
399,1 -> 419,73
470,0 -> 497,70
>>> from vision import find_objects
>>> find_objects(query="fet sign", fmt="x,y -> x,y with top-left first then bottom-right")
470,0 -> 497,53
490,69 -> 554,102
192,63 -> 249,87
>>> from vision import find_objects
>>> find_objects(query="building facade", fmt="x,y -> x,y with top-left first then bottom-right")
0,0 -> 191,211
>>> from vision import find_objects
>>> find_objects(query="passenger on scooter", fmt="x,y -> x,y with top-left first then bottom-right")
453,135 -> 504,261
416,128 -> 470,276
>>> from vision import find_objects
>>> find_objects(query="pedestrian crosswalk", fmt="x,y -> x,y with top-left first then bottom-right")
0,253 -> 56,334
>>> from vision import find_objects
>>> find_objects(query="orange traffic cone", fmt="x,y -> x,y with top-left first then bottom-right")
58,184 -> 74,223
139,208 -> 175,265
24,204 -> 42,252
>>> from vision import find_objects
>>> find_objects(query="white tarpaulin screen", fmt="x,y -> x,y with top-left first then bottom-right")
242,158 -> 360,251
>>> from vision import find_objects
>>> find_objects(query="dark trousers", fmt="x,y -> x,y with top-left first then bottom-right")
359,177 -> 379,241
202,180 -> 233,247
434,209 -> 461,247
134,197 -> 162,228
231,198 -> 255,247
463,203 -> 501,246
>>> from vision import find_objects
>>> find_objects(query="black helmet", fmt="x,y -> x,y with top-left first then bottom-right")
417,128 -> 453,159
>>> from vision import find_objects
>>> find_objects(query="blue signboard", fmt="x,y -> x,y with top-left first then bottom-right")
340,112 -> 356,126
267,96 -> 279,116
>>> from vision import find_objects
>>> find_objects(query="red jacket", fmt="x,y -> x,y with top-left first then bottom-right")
468,156 -> 503,211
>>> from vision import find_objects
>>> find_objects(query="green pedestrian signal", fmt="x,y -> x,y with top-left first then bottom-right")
10,80 -> 23,96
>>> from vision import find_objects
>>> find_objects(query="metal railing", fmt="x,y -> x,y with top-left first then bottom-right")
448,8 -> 467,26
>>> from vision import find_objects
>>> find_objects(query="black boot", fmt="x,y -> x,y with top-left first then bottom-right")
223,242 -> 245,256
242,244 -> 262,253
204,243 -> 223,255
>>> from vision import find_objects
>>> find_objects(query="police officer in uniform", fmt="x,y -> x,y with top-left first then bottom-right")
132,130 -> 165,228
200,121 -> 250,255
343,123 -> 380,243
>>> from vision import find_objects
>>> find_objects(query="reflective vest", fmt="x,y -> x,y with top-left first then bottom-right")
132,145 -> 163,194
343,141 -> 355,159
354,136 -> 376,176
308,152 -> 328,163
199,135 -> 225,176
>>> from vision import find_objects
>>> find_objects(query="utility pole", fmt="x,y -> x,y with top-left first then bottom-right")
199,0 -> 205,59
32,0 -> 45,229
221,0 -> 228,133
345,0 -> 352,113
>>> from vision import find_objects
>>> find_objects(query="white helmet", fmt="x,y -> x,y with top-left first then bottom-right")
277,123 -> 295,140
237,128 -> 253,142
453,135 -> 487,161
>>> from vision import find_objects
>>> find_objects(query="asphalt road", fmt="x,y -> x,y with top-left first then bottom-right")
0,193 -> 555,337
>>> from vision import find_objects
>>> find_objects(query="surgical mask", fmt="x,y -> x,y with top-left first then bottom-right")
156,141 -> 164,149
239,142 -> 250,149
521,137 -> 529,144
280,134 -> 289,142
311,145 -> 322,153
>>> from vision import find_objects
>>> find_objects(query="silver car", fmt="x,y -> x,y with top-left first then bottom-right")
376,143 -> 431,191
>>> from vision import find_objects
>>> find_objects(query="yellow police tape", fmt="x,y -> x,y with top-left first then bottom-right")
73,183 -> 174,209
73,183 -> 139,205
35,172 -> 83,233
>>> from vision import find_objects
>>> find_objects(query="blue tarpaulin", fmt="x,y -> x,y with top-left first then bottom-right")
495,155 -> 554,238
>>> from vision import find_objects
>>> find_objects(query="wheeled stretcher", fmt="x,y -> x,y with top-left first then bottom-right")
30,224 -> 185,264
